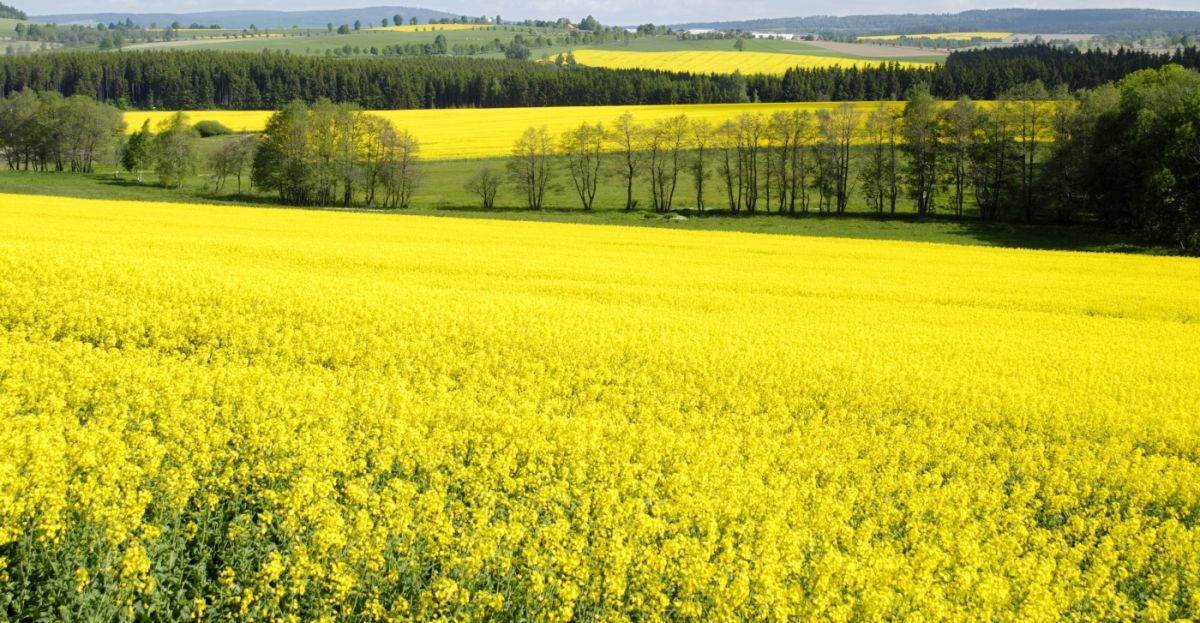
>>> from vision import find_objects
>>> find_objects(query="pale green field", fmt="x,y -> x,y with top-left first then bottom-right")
526,35 -> 947,64
569,36 -> 886,59
122,25 -> 542,55
859,31 -> 1012,41
115,29 -> 945,66
0,18 -> 23,37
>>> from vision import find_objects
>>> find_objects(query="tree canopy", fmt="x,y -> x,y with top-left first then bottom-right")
0,2 -> 25,19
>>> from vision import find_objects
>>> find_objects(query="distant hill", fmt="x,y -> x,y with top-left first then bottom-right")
31,5 -> 463,29
675,9 -> 1200,36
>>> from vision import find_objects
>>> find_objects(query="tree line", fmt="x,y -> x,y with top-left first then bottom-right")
0,1 -> 23,19
0,90 -> 424,208
1,45 -> 1197,110
483,100 -> 972,216
8,21 -> 184,51
0,52 -> 753,110
483,65 -> 1200,252
0,90 -> 125,174
0,90 -> 224,189
775,44 -> 1200,103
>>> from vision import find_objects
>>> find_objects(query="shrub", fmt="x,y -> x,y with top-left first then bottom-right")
194,120 -> 233,137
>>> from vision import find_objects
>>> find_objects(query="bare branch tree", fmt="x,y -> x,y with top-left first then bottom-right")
560,122 -> 605,210
380,125 -> 421,209
357,115 -> 389,207
734,113 -> 764,213
789,110 -> 815,214
689,118 -> 714,211
768,111 -> 797,213
646,115 -> 688,212
609,112 -> 643,211
508,126 -> 554,210
465,166 -> 502,209
860,103 -> 900,215
831,103 -> 861,214
211,133 -> 258,195
715,120 -> 740,212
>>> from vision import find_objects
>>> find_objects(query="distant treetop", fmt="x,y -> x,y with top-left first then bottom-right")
0,2 -> 27,20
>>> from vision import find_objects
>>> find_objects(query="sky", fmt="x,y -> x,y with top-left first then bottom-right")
28,0 -> 1199,25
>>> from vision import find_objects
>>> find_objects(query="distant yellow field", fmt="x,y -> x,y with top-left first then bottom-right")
565,49 -> 935,75
125,103 -> 899,160
860,32 -> 1012,41
367,24 -> 485,32
125,111 -> 272,135
129,101 -> 1041,159
125,101 -> 1036,160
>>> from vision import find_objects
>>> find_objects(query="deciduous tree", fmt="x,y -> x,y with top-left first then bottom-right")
507,126 -> 554,210
152,111 -> 198,189
941,97 -> 979,218
465,167 -> 502,209
610,112 -> 643,211
560,122 -> 604,210
902,85 -> 941,217
645,115 -> 688,212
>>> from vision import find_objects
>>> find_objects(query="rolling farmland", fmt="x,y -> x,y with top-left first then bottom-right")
550,36 -> 947,62
366,23 -> 485,32
858,31 -> 1013,41
122,25 -> 503,53
115,29 -> 943,66
564,49 -> 935,75
0,17 -> 22,37
2,194 -> 1199,619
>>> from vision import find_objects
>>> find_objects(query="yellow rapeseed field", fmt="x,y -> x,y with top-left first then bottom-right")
124,103 -> 897,160
859,32 -> 1013,41
2,193 -> 1199,620
564,49 -> 934,75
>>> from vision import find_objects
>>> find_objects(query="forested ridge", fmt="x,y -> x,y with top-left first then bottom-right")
0,2 -> 25,20
938,46 -> 1200,97
0,53 -> 756,109
1,45 -> 1197,110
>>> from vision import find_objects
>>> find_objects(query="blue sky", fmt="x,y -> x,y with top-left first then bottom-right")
31,0 -> 1197,25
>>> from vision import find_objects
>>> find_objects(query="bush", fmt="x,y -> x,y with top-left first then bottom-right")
194,120 -> 233,138
504,44 -> 531,61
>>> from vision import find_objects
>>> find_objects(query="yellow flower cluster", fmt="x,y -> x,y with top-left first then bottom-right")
1,193 -> 1199,621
